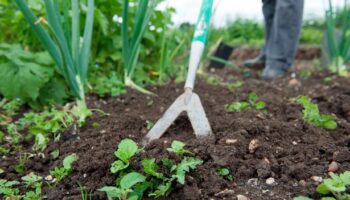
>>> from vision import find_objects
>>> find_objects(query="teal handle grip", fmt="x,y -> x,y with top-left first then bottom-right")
193,0 -> 213,44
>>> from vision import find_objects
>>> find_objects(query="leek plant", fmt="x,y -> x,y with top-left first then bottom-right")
15,0 -> 94,123
121,0 -> 157,94
325,0 -> 350,76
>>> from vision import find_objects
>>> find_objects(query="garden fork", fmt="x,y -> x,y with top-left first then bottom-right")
143,0 -> 213,144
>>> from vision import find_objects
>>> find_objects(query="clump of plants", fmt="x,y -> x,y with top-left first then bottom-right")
98,139 -> 202,199
297,96 -> 337,130
225,92 -> 266,112
294,171 -> 350,200
0,154 -> 77,199
15,0 -> 95,123
324,0 -> 350,76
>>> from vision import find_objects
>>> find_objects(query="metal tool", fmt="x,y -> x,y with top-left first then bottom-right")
143,0 -> 213,143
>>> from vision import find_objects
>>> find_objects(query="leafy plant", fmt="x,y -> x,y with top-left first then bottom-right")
92,72 -> 125,97
15,0 -> 95,122
99,172 -> 147,200
226,92 -> 266,112
325,0 -> 350,76
0,43 -> 56,103
297,96 -> 337,130
49,154 -> 77,183
216,168 -> 233,181
100,139 -> 203,199
121,0 -> 158,94
0,98 -> 24,116
111,139 -> 142,174
166,140 -> 194,157
294,171 -> 350,200
22,174 -> 43,200
0,179 -> 20,198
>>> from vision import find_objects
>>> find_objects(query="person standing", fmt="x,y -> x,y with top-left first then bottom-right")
244,0 -> 305,80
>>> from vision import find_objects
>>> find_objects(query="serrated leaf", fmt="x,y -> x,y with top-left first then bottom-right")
120,172 -> 146,190
324,177 -> 346,192
63,154 -> 77,170
111,160 -> 128,174
173,157 -> 203,184
115,139 -> 139,163
149,180 -> 172,197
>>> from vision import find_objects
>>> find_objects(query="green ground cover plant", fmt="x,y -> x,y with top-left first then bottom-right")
294,171 -> 350,200
297,96 -> 337,130
226,92 -> 266,112
99,139 -> 202,200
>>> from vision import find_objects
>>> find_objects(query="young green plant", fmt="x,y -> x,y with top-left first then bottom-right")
294,171 -> 350,200
226,92 -> 266,112
15,0 -> 95,123
49,154 -> 78,184
297,96 -> 337,130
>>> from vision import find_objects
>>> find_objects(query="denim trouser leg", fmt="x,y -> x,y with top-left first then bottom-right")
262,0 -> 304,71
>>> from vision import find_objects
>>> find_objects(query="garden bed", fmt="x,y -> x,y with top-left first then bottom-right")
1,52 -> 350,200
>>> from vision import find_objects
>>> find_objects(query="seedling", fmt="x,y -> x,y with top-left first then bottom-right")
49,154 -> 77,183
110,139 -> 142,174
145,120 -> 154,130
98,172 -> 147,200
100,139 -> 203,199
216,168 -> 234,181
294,171 -> 350,200
166,140 -> 194,157
226,92 -> 266,112
297,96 -> 337,130
22,174 -> 43,199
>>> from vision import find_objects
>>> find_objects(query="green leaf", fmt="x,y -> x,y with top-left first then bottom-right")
98,186 -> 122,198
149,180 -> 172,197
0,44 -> 54,100
120,172 -> 146,190
111,160 -> 128,174
324,177 -> 346,192
172,157 -> 203,184
340,171 -> 350,185
293,196 -> 313,200
248,92 -> 258,104
142,159 -> 164,179
226,101 -> 250,112
255,101 -> 266,110
316,183 -> 331,195
115,139 -> 139,163
321,197 -> 336,200
167,140 -> 194,156
63,154 -> 78,170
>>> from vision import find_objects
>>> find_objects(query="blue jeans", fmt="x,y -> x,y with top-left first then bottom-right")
262,0 -> 304,71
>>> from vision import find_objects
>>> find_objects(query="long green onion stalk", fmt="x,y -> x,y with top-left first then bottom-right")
122,0 -> 156,94
15,0 -> 94,123
325,0 -> 350,76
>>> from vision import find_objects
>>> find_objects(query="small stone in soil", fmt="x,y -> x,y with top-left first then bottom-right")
328,161 -> 339,172
247,178 -> 258,186
248,139 -> 259,154
266,177 -> 277,185
237,194 -> 250,200
311,176 -> 323,183
225,139 -> 238,144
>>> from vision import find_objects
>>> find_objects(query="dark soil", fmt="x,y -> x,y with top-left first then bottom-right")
1,47 -> 350,200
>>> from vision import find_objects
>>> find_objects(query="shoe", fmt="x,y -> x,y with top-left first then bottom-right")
243,54 -> 266,70
261,65 -> 288,80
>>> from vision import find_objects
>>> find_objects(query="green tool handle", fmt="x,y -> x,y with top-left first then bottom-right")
193,0 -> 213,44
185,0 -> 213,89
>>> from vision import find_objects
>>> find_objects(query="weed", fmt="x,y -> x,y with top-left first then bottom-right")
110,139 -> 142,174
297,96 -> 337,130
166,140 -> 194,157
226,92 -> 266,112
294,171 -> 350,200
49,154 -> 77,184
145,120 -> 154,130
216,168 -> 234,181
0,179 -> 20,199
